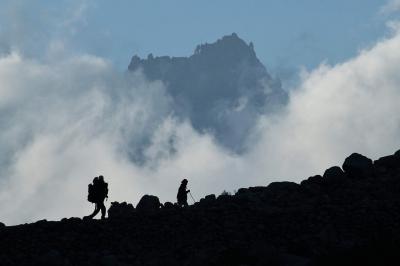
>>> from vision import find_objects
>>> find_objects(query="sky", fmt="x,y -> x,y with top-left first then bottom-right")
0,0 -> 400,225
83,0 -> 393,73
0,1 -> 398,77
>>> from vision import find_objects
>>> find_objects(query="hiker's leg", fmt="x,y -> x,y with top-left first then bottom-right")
177,200 -> 188,207
99,201 -> 106,219
88,204 -> 100,218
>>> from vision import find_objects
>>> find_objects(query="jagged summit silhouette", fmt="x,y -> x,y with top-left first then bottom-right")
129,33 -> 288,153
1,149 -> 400,265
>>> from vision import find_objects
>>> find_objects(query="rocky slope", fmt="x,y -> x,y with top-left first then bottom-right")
1,150 -> 400,265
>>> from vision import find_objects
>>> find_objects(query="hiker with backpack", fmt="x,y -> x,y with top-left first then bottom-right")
84,175 -> 109,220
177,179 -> 190,207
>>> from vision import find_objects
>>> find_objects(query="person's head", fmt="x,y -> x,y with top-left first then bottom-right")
98,175 -> 104,182
93,177 -> 98,183
181,179 -> 188,185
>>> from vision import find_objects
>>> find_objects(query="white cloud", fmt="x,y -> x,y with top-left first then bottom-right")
381,0 -> 400,15
249,26 -> 400,179
0,52 -> 175,224
61,0 -> 90,35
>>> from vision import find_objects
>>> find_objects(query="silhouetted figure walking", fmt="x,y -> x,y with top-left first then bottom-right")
177,179 -> 190,207
85,175 -> 108,220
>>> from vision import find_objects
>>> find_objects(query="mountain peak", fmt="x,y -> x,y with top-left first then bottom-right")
193,33 -> 255,57
128,34 -> 287,153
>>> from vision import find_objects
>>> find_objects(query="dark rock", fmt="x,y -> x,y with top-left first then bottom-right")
102,254 -> 119,266
342,153 -> 373,178
217,194 -> 232,201
301,175 -> 323,186
108,201 -> 135,218
236,187 -> 249,195
375,155 -> 400,170
136,195 -> 161,212
204,194 -> 216,201
0,150 -> 400,265
61,217 -> 81,223
40,250 -> 65,266
35,219 -> 48,224
395,149 -> 400,157
163,202 -> 174,209
266,181 -> 300,194
280,253 -> 310,266
323,166 -> 345,185
248,186 -> 269,193
199,194 -> 216,206
0,222 -> 5,228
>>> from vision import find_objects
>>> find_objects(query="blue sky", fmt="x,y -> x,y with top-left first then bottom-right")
0,0 -> 398,78
80,1 -> 389,69
87,0 -> 387,69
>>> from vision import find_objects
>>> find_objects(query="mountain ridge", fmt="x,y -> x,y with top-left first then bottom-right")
128,33 -> 287,153
1,149 -> 400,265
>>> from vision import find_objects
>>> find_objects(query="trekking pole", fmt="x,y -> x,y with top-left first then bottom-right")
189,191 -> 196,203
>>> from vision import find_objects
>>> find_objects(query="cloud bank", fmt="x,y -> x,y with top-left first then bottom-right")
381,0 -> 400,14
251,31 -> 400,178
1,3 -> 400,225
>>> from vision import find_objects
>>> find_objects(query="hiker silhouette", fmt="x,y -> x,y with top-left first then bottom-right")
177,179 -> 190,207
85,175 -> 109,220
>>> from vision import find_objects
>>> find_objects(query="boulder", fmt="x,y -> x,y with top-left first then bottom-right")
301,175 -> 323,195
342,153 -> 373,178
200,194 -> 216,204
323,166 -> 345,185
163,202 -> 174,209
204,194 -> 216,201
264,182 -> 303,204
60,217 -> 81,223
266,182 -> 300,195
248,186 -> 269,193
374,155 -> 400,170
136,195 -> 161,212
197,194 -> 217,207
301,175 -> 323,186
217,194 -> 232,201
108,201 -> 135,219
236,188 -> 249,195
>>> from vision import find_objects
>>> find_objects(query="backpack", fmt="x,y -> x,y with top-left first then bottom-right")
87,183 -> 97,203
